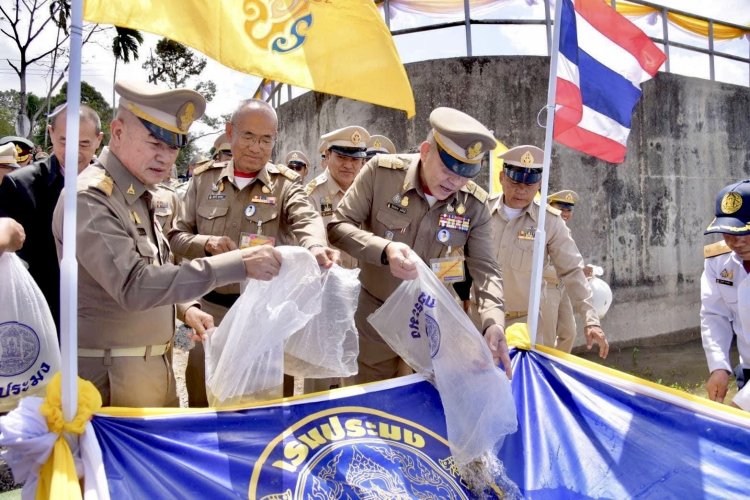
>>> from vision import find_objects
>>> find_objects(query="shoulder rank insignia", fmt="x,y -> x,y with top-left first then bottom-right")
275,163 -> 300,181
461,180 -> 488,203
304,180 -> 317,196
377,155 -> 406,170
704,240 -> 731,259
86,168 -> 113,197
193,160 -> 219,176
546,204 -> 562,216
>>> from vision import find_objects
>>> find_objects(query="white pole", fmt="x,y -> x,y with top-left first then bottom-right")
61,0 -> 83,421
526,0 -> 565,347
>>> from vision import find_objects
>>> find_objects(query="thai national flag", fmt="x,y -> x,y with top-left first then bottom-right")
554,0 -> 666,163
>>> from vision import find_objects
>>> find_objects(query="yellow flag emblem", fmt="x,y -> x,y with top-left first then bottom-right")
84,0 -> 415,117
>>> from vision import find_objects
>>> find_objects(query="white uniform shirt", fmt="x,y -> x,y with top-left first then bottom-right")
700,250 -> 750,375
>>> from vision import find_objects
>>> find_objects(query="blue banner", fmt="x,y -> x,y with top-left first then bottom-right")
92,349 -> 750,498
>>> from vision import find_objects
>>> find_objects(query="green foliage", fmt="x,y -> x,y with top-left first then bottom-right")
0,89 -> 44,139
32,81 -> 113,146
142,38 -> 215,101
112,27 -> 144,64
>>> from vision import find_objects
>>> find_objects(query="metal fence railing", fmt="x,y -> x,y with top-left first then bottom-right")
259,0 -> 750,105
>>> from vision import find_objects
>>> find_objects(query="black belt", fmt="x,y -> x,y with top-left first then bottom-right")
203,291 -> 240,308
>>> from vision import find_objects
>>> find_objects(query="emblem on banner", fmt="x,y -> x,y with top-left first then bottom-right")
250,408 -> 467,499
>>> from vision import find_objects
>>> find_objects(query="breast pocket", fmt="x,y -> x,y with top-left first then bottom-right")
375,208 -> 410,240
718,282 -> 738,322
509,238 -> 534,272
154,206 -> 173,231
197,204 -> 228,235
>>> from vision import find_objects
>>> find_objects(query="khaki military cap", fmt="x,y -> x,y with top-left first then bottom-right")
366,134 -> 396,157
0,143 -> 19,168
500,144 -> 544,184
190,153 -> 209,165
115,80 -> 206,148
285,150 -> 310,167
0,136 -> 33,163
548,189 -> 579,207
430,107 -> 495,178
213,133 -> 231,153
321,126 -> 370,158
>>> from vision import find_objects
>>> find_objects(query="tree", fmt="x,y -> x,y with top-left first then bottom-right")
1,1 -> 143,140
142,38 -> 216,101
111,27 -> 144,109
0,89 -> 43,139
32,81 -> 112,146
0,0 -> 109,138
142,38 -> 221,169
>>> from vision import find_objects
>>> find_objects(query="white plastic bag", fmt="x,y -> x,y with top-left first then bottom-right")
0,253 -> 61,412
368,252 -> 517,466
205,247 -> 323,406
284,265 -> 360,379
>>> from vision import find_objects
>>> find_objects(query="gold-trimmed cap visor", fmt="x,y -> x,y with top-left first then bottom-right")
705,180 -> 750,235
435,140 -> 482,178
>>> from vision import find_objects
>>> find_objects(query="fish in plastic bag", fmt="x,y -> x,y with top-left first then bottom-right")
284,265 -> 360,379
0,253 -> 61,412
368,252 -> 519,495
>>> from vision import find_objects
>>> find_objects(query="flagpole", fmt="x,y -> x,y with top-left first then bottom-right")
526,0 -> 565,347
60,0 -> 83,421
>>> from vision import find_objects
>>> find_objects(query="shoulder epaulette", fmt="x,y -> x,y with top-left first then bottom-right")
461,180 -> 488,203
704,240 -> 731,258
305,172 -> 326,196
275,163 -> 300,181
546,203 -> 562,216
193,160 -> 220,176
377,154 -> 406,170
84,167 -> 113,197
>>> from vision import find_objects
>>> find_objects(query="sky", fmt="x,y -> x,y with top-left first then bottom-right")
0,0 -> 748,154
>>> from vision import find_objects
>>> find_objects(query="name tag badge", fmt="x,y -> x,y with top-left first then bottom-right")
208,194 -> 226,200
387,202 -> 407,214
715,278 -> 733,286
430,256 -> 465,283
240,232 -> 276,248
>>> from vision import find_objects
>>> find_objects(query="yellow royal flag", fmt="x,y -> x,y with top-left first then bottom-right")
84,0 -> 416,117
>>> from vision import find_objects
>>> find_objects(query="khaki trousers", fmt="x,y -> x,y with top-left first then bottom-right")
80,353 -> 178,408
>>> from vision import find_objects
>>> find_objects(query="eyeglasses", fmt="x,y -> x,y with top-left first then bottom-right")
287,163 -> 307,171
238,132 -> 275,148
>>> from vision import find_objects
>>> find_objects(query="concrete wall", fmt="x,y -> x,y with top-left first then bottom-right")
275,56 -> 750,345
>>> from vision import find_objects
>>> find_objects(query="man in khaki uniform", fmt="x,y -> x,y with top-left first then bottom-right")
169,98 -> 339,406
51,81 -> 283,407
303,126 -> 369,392
284,150 -> 310,182
488,145 -> 608,358
306,126 -> 370,271
0,143 -> 19,182
212,133 -> 232,162
329,107 -> 511,383
541,189 -> 591,352
0,136 -> 34,167
365,134 -> 397,160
